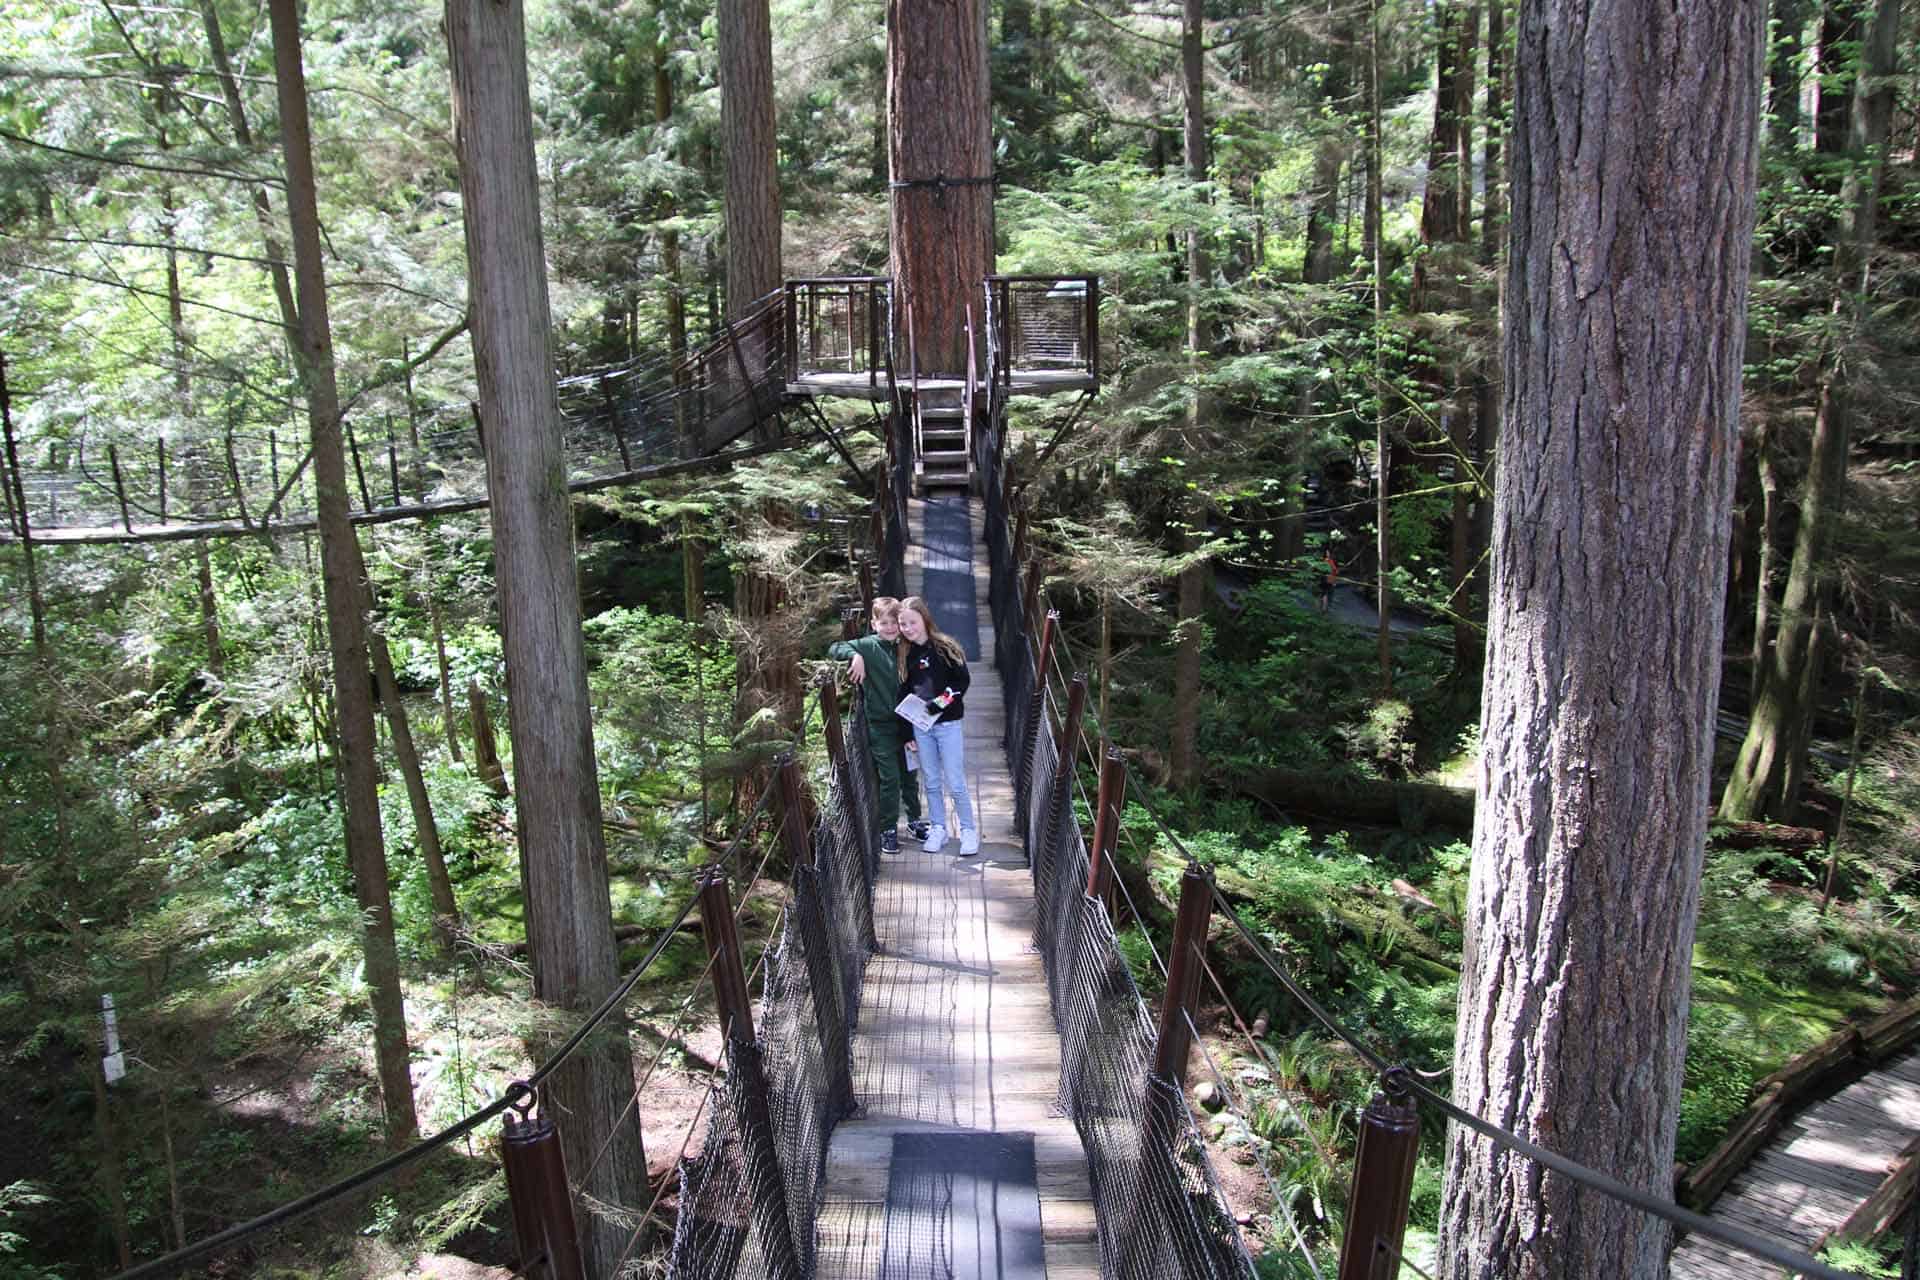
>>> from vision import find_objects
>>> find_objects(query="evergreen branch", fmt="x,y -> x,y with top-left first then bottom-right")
0,127 -> 279,187
339,316 -> 470,415
0,229 -> 287,269
18,262 -> 282,327
1060,0 -> 1181,50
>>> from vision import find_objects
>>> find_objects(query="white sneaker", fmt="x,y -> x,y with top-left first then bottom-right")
959,828 -> 980,856
923,825 -> 947,853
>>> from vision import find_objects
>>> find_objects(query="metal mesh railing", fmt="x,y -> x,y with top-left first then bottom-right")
972,414 -> 1258,1280
665,706 -> 880,1280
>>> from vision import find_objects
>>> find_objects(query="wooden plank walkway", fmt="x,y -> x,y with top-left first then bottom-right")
813,496 -> 1099,1279
1670,1047 -> 1920,1277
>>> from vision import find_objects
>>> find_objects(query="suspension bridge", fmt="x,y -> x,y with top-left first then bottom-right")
64,275 -> 1916,1279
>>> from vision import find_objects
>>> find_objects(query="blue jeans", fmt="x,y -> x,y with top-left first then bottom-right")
912,719 -> 974,834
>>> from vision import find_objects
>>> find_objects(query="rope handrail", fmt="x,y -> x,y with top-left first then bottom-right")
984,460 -> 1873,1280
108,787 -> 778,1280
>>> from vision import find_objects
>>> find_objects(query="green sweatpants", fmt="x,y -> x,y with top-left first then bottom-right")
870,722 -> 922,829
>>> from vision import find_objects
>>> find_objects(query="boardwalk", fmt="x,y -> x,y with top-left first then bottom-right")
1670,1047 -> 1920,1277
813,496 -> 1099,1279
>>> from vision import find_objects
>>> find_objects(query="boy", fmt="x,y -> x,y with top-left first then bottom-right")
828,597 -> 929,854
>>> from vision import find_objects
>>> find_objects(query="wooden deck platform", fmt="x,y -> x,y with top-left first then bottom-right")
1669,1047 -> 1920,1277
813,497 -> 1099,1279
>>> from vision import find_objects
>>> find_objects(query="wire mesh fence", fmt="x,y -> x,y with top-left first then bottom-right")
665,712 -> 880,1280
972,416 -> 1259,1280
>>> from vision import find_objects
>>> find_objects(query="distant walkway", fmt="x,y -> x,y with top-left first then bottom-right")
1670,1047 -> 1920,1278
813,495 -> 1098,1279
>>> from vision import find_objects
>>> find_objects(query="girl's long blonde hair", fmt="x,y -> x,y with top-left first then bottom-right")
896,596 -> 967,679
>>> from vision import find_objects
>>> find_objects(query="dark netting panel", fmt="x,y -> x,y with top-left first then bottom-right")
666,712 -> 880,1280
974,412 -> 1257,1280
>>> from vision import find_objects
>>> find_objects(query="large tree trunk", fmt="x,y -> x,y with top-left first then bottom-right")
718,0 -> 780,317
268,0 -> 418,1150
1438,4 -> 1762,1277
887,0 -> 994,375
445,1 -> 648,1269
1719,0 -> 1897,823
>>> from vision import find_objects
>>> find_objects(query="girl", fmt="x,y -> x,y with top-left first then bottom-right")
896,596 -> 977,855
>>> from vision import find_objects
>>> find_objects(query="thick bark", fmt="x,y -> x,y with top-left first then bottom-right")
1720,0 -> 1897,823
888,0 -> 994,375
717,0 -> 780,317
1438,4 -> 1761,1278
267,0 -> 418,1149
445,1 -> 647,1268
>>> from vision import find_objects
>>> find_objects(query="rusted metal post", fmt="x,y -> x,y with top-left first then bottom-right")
1087,745 -> 1127,904
107,443 -> 133,532
841,604 -> 863,640
1040,673 -> 1088,866
699,866 -> 754,1045
1151,862 -> 1213,1088
501,1102 -> 587,1280
1336,1083 -> 1421,1280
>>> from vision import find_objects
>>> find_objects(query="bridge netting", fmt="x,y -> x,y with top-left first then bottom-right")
974,413 -> 1260,1280
664,704 -> 880,1280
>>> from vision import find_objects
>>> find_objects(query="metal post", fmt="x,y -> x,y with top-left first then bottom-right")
386,416 -> 401,505
501,1103 -> 587,1280
698,866 -> 754,1044
1151,862 -> 1213,1087
859,558 -> 876,606
1087,745 -> 1127,905
1336,1085 -> 1421,1280
1086,275 -> 1101,387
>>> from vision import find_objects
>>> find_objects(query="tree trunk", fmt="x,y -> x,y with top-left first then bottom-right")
1769,0 -> 1812,147
1720,0 -> 1897,823
717,0 -> 781,317
446,1 -> 649,1268
1749,420 -> 1779,707
430,592 -> 462,761
1438,5 -> 1762,1278
369,628 -> 461,946
1168,0 -> 1209,789
468,677 -> 509,797
268,0 -> 418,1149
1368,0 -> 1392,690
888,0 -> 994,375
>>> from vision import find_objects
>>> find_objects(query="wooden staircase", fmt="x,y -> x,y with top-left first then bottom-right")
911,381 -> 973,494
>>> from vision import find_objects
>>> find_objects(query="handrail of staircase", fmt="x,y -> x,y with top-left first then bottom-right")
963,304 -> 977,469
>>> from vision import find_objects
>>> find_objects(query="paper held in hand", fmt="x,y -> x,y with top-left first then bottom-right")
893,693 -> 939,734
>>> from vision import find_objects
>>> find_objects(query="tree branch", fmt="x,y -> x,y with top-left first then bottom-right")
0,127 -> 279,187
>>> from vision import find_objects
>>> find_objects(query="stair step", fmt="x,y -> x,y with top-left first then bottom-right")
922,429 -> 966,444
921,406 -> 966,420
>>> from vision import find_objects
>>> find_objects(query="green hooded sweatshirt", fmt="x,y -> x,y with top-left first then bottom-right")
828,633 -> 905,725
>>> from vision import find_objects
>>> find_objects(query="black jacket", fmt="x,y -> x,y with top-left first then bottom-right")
901,640 -> 970,725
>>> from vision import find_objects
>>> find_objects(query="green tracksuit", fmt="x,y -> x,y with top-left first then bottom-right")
828,633 -> 922,829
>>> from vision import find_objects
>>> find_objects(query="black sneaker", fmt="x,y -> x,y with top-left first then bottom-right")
880,830 -> 900,855
907,820 -> 932,842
